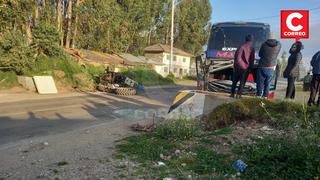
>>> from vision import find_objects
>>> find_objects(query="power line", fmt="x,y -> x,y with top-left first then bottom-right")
239,6 -> 320,21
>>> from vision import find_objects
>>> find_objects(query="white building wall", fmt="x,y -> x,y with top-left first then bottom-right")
161,52 -> 191,78
154,65 -> 167,77
147,52 -> 191,78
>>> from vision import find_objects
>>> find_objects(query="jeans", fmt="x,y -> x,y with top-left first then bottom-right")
256,68 -> 274,97
286,76 -> 297,99
231,69 -> 250,96
308,74 -> 320,105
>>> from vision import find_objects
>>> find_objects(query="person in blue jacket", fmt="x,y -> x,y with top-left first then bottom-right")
307,50 -> 320,106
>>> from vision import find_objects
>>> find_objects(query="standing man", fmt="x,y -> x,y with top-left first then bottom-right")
230,35 -> 255,98
256,37 -> 281,98
308,50 -> 320,106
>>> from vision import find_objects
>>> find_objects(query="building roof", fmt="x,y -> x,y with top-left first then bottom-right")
65,49 -> 125,64
144,44 -> 193,57
118,53 -> 147,65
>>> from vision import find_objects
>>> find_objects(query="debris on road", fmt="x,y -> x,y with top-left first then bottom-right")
97,67 -> 142,96
130,123 -> 155,132
157,161 -> 166,167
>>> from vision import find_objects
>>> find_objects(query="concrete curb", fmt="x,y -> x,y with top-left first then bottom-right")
144,85 -> 179,89
144,83 -> 196,90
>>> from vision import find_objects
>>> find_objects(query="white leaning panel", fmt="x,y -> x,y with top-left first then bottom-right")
33,76 -> 58,94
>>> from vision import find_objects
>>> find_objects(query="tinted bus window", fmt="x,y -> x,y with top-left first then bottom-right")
208,26 -> 270,51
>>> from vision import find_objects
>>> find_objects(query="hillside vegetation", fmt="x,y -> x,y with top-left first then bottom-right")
0,0 -> 209,90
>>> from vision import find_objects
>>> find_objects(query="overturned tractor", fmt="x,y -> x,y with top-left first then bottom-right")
97,67 -> 142,96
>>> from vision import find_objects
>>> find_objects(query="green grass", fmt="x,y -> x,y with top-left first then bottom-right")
122,66 -> 175,86
0,71 -> 18,89
117,134 -> 178,163
154,117 -> 200,140
27,56 -> 96,90
115,100 -> 320,179
116,118 -> 235,179
233,135 -> 320,179
2,55 -> 104,91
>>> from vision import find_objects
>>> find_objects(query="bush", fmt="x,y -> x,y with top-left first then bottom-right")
0,71 -> 18,89
205,98 -> 315,130
183,75 -> 197,81
32,23 -> 63,57
86,64 -> 105,83
0,31 -> 34,74
123,67 -> 174,86
166,73 -> 175,80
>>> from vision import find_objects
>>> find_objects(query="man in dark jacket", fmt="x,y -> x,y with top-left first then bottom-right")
230,35 -> 255,98
308,51 -> 320,106
283,41 -> 303,99
256,38 -> 281,98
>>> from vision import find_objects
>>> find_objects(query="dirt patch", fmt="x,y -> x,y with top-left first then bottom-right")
205,121 -> 283,155
0,86 -> 28,93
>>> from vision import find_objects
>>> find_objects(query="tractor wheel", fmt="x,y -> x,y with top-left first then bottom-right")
115,87 -> 136,96
97,84 -> 113,93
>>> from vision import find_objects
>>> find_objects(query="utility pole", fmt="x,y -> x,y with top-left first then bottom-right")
170,0 -> 175,74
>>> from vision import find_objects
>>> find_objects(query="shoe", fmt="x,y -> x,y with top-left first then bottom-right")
230,94 -> 235,98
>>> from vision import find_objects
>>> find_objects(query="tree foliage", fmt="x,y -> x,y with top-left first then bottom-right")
76,0 -> 212,55
0,0 -> 212,74
32,22 -> 62,57
175,0 -> 212,55
0,31 -> 34,74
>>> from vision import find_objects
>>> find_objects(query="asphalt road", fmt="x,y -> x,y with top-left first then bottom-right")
0,85 -> 194,146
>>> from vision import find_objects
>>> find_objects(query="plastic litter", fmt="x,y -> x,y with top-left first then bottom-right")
233,160 -> 247,172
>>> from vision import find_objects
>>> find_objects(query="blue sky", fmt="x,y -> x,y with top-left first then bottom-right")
209,0 -> 320,67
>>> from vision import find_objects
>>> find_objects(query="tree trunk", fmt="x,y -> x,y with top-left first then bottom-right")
147,30 -> 152,45
33,0 -> 39,26
56,0 -> 63,46
65,0 -> 73,48
41,0 -> 45,17
25,20 -> 33,45
107,29 -> 110,52
165,28 -> 170,45
72,0 -> 81,49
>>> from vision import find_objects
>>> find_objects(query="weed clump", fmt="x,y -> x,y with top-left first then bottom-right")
155,117 -> 199,140
116,135 -> 177,162
206,98 -> 318,130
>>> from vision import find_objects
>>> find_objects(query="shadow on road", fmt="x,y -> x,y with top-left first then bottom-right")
0,92 -> 168,145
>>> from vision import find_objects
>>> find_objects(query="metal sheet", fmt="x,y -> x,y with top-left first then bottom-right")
33,76 -> 58,94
